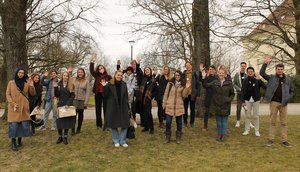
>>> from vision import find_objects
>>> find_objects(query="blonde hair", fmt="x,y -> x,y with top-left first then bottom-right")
219,65 -> 228,75
162,65 -> 172,80
62,71 -> 74,92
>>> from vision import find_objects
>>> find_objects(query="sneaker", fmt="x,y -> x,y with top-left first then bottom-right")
255,131 -> 261,137
250,123 -> 255,128
266,140 -> 274,147
37,126 -> 46,131
235,121 -> 240,128
242,131 -> 249,136
114,143 -> 120,147
121,143 -> 128,147
51,127 -> 56,131
282,141 -> 292,147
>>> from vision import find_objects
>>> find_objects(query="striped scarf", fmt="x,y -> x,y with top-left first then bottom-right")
140,77 -> 155,105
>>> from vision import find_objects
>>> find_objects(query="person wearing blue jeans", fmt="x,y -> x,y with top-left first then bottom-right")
203,67 -> 234,142
103,71 -> 130,147
38,70 -> 58,131
163,70 -> 190,144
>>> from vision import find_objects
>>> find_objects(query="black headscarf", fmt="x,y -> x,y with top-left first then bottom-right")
14,68 -> 28,91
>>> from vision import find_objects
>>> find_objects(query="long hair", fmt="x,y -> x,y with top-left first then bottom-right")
162,65 -> 172,80
95,64 -> 108,76
170,70 -> 185,87
61,71 -> 73,92
110,70 -> 123,85
76,68 -> 86,82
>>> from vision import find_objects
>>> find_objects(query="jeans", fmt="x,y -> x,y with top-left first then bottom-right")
236,94 -> 242,121
43,100 -> 58,128
215,115 -> 228,135
156,100 -> 164,123
95,92 -> 104,128
165,114 -> 182,133
245,101 -> 260,132
112,128 -> 128,145
184,95 -> 196,125
269,101 -> 288,142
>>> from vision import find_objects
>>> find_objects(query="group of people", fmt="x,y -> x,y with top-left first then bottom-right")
5,54 -> 294,151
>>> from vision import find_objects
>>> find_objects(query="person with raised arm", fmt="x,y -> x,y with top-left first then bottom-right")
260,55 -> 294,147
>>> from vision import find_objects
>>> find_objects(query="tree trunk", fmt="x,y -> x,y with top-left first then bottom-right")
294,0 -> 300,75
192,0 -> 210,69
0,0 -> 28,120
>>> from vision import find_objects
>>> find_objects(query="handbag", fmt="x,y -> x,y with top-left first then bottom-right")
58,106 -> 76,118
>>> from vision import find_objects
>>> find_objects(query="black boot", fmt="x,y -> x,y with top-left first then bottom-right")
56,137 -> 63,144
149,128 -> 154,134
11,138 -> 18,151
165,131 -> 171,144
176,131 -> 182,144
63,137 -> 68,145
17,138 -> 22,147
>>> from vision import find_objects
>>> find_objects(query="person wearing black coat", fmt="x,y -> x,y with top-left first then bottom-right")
140,67 -> 156,134
241,67 -> 266,137
155,65 -> 171,128
29,74 -> 43,135
103,71 -> 130,147
201,66 -> 218,131
54,72 -> 75,145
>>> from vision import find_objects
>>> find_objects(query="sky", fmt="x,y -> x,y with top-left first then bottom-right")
91,0 -> 143,61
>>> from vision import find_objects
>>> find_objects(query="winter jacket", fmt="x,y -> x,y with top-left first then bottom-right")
163,82 -> 189,116
72,78 -> 90,105
54,81 -> 75,107
182,70 -> 200,101
155,75 -> 169,101
41,76 -> 56,102
103,80 -> 130,128
241,76 -> 267,102
6,80 -> 35,122
90,62 -> 112,94
233,72 -> 247,94
260,63 -> 294,106
204,79 -> 235,116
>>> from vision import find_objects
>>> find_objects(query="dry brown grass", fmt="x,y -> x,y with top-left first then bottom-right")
0,115 -> 299,172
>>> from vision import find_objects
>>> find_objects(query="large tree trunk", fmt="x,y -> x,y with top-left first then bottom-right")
0,0 -> 28,120
192,0 -> 210,118
294,0 -> 300,75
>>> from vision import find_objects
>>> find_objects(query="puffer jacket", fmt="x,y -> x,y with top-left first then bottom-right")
162,82 -> 190,117
260,63 -> 294,106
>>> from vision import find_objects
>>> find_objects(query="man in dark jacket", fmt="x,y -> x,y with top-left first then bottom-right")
201,65 -> 218,131
260,55 -> 294,147
182,62 -> 200,128
241,67 -> 266,137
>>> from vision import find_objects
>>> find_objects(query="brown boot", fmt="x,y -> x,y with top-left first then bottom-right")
159,122 -> 165,128
176,131 -> 182,144
165,131 -> 171,143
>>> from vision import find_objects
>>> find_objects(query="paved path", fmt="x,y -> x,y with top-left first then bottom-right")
1,103 -> 299,119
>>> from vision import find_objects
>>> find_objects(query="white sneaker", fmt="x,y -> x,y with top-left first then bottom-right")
250,123 -> 255,128
37,126 -> 46,131
242,131 -> 249,136
114,143 -> 120,147
121,143 -> 128,147
255,131 -> 261,137
51,127 -> 56,131
235,121 -> 240,128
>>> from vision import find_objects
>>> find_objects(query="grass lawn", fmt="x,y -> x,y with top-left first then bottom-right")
0,115 -> 300,172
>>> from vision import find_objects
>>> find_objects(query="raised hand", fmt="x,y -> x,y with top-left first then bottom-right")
255,72 -> 261,80
136,57 -> 141,64
264,55 -> 272,64
101,80 -> 108,86
199,63 -> 205,71
27,77 -> 34,87
67,66 -> 74,74
91,54 -> 97,63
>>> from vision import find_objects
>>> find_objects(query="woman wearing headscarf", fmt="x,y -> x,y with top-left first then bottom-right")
6,68 -> 35,151
103,70 -> 130,147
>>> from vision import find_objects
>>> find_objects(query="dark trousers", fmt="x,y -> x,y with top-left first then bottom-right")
203,105 -> 210,129
142,102 -> 153,130
73,109 -> 84,131
184,95 -> 196,124
131,90 -> 140,120
156,100 -> 164,123
166,114 -> 182,133
236,94 -> 242,121
30,115 -> 36,133
58,129 -> 69,137
95,92 -> 104,128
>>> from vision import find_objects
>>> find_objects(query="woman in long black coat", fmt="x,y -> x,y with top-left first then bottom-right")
54,72 -> 75,145
103,70 -> 130,147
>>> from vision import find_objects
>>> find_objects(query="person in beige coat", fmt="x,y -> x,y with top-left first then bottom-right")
6,68 -> 35,151
163,70 -> 191,144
